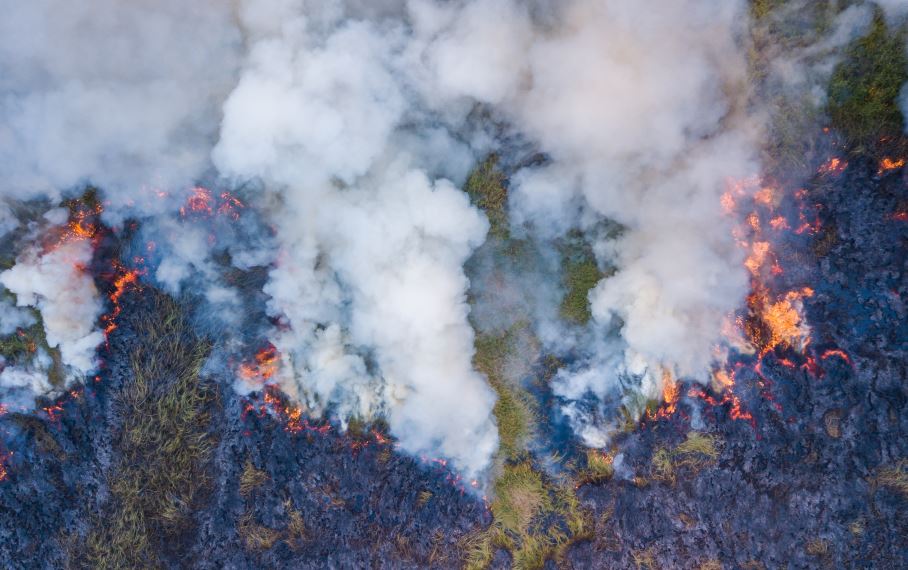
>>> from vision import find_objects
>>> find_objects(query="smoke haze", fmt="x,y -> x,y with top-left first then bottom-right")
1,0 -> 893,473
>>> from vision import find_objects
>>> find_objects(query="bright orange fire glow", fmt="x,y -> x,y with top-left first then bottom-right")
180,187 -> 213,217
769,216 -> 789,231
878,157 -> 905,175
101,264 -> 145,338
818,157 -> 846,176
238,344 -> 280,384
0,451 -> 9,482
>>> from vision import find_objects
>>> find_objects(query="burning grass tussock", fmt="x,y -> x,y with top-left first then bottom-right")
82,291 -> 218,568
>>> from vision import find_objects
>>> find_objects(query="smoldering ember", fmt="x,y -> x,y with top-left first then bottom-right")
0,2 -> 906,569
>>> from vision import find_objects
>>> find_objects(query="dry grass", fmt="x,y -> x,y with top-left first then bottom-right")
875,459 -> 908,499
632,546 -> 659,569
578,450 -> 615,485
239,459 -> 268,496
83,291 -> 217,568
238,511 -> 281,551
652,432 -> 721,484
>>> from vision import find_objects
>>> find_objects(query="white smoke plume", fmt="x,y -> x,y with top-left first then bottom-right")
0,238 -> 104,375
213,1 -> 499,475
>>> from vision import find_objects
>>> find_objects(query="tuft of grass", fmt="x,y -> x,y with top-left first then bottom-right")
577,450 -> 615,485
874,459 -> 908,499
417,489 -> 433,508
491,462 -> 550,535
83,291 -> 217,568
652,432 -> 721,484
238,511 -> 281,551
239,459 -> 268,496
805,538 -> 830,558
827,13 -> 908,149
632,546 -> 659,570
285,505 -> 308,550
465,155 -> 510,241
699,561 -> 723,570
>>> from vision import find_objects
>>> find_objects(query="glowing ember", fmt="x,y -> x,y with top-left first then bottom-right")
0,451 -> 9,482
821,349 -> 852,366
877,157 -> 905,175
769,216 -> 789,231
180,187 -> 213,217
818,157 -> 846,176
100,264 -> 145,339
238,344 -> 280,384
754,187 -> 775,207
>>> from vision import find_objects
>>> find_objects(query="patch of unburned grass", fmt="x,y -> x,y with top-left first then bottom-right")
558,232 -> 604,325
577,449 -> 615,486
473,325 -> 536,461
239,459 -> 268,496
828,13 -> 908,149
238,511 -> 281,551
83,291 -> 218,568
465,154 -> 510,241
652,432 -> 722,484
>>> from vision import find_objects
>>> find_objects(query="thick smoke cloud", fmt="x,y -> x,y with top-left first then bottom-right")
0,0 -> 240,202
0,238 -> 104,374
213,1 -> 499,475
0,0 -> 804,470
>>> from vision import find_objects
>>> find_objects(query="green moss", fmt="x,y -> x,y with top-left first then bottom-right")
828,13 -> 908,148
83,291 -> 218,568
465,155 -> 510,241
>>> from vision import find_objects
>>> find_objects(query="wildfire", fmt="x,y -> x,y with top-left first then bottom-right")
179,187 -> 245,221
242,385 -> 332,436
0,451 -> 9,482
818,157 -> 847,176
180,187 -> 213,217
238,344 -> 280,385
878,157 -> 905,175
100,262 -> 145,339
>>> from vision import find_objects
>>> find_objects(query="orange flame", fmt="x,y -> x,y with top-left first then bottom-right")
818,157 -> 846,176
238,344 -> 280,385
878,157 -> 905,175
101,264 -> 145,338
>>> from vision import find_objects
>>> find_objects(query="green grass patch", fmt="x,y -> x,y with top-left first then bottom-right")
558,232 -> 604,325
828,12 -> 908,149
465,155 -> 510,241
473,325 -> 537,461
82,291 -> 218,568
